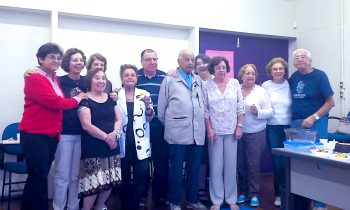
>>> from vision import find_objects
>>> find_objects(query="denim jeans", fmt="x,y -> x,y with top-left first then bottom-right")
266,125 -> 289,196
291,116 -> 328,208
168,144 -> 202,205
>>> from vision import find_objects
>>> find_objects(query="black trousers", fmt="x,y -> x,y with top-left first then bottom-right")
121,145 -> 150,210
20,131 -> 58,210
143,125 -> 169,203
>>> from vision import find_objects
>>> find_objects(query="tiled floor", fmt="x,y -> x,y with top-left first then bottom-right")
0,172 -> 343,210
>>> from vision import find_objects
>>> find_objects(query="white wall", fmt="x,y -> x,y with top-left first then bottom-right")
0,0 -> 299,196
295,0 -> 349,132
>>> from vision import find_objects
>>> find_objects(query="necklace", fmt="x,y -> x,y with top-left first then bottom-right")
126,92 -> 134,101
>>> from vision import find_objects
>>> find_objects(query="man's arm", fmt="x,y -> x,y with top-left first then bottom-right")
157,77 -> 169,125
301,95 -> 335,128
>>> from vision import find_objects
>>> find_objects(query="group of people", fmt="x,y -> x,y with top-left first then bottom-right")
17,42 -> 334,210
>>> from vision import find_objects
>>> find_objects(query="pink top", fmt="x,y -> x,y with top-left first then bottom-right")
202,78 -> 245,135
35,66 -> 64,97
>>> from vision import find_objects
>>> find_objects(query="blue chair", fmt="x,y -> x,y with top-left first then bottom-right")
0,122 -> 27,210
328,111 -> 350,142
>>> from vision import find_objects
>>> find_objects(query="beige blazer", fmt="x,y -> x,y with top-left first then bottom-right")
157,69 -> 205,145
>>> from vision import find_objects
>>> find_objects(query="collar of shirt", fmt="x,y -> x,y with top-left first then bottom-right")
35,66 -> 56,81
178,67 -> 193,79
139,68 -> 157,78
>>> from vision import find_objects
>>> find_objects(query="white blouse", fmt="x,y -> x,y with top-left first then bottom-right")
242,85 -> 273,133
203,78 -> 245,135
262,80 -> 292,125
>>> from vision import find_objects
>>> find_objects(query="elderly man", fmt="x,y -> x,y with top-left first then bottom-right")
137,49 -> 169,209
158,49 -> 207,210
289,49 -> 335,210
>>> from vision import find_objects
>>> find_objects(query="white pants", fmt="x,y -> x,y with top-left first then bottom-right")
53,134 -> 81,210
208,134 -> 238,205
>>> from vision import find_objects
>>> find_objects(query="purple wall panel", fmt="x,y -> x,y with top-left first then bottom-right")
200,31 -> 289,173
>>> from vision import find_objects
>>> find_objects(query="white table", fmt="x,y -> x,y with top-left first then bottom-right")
272,148 -> 350,210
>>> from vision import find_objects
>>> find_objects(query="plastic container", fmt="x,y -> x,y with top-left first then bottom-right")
283,141 -> 323,153
284,128 -> 318,143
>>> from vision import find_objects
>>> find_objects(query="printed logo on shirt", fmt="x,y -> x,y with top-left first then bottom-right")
293,81 -> 306,99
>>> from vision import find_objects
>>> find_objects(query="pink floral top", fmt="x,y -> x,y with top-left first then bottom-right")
202,78 -> 245,135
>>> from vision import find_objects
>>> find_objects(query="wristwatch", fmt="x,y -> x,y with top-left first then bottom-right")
313,113 -> 320,120
237,123 -> 244,128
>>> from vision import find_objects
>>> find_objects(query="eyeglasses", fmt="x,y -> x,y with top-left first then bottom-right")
294,55 -> 308,60
272,67 -> 284,71
46,55 -> 62,61
142,58 -> 158,62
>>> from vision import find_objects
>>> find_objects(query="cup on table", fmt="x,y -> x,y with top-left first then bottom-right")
328,140 -> 337,151
319,139 -> 328,145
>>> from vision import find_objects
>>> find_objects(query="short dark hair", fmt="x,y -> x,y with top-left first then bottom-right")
141,49 -> 157,59
85,68 -> 105,91
208,56 -> 230,75
36,43 -> 63,65
194,54 -> 211,70
265,57 -> 289,79
61,48 -> 86,73
120,64 -> 138,79
86,53 -> 107,71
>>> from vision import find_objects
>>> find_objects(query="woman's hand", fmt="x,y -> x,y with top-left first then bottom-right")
207,128 -> 216,144
250,104 -> 258,115
167,69 -> 179,78
24,68 -> 38,78
140,95 -> 151,107
234,126 -> 243,140
104,131 -> 118,149
109,91 -> 119,102
77,92 -> 88,100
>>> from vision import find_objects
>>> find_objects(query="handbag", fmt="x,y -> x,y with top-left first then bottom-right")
336,117 -> 350,135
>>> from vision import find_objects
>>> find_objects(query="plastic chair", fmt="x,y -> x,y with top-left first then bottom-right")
328,111 -> 350,142
0,122 -> 27,210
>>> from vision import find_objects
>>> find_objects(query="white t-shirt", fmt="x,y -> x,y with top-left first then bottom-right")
262,80 -> 292,125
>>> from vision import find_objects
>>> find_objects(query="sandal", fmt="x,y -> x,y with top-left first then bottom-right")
210,205 -> 220,210
230,204 -> 240,210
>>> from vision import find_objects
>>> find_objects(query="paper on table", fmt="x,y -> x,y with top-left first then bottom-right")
1,139 -> 20,144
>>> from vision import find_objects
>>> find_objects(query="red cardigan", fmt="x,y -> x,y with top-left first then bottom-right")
19,74 -> 78,139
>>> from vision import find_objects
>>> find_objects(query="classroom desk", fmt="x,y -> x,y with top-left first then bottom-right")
272,148 -> 350,210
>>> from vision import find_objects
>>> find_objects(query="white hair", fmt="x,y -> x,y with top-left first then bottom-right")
293,49 -> 312,59
178,49 -> 192,59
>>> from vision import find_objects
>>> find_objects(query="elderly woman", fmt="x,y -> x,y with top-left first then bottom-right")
117,64 -> 154,210
195,54 -> 212,81
202,56 -> 244,210
77,68 -> 122,210
86,53 -> 113,93
262,57 -> 291,207
236,64 -> 273,207
53,48 -> 88,210
19,43 -> 87,210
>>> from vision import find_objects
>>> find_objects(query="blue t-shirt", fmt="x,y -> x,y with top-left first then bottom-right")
288,69 -> 333,120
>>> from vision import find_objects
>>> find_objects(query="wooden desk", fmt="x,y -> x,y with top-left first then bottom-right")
272,148 -> 350,210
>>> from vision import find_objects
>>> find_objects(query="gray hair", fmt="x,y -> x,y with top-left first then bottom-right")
293,49 -> 312,59
178,49 -> 192,59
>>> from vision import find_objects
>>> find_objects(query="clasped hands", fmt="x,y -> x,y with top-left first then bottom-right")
104,131 -> 118,150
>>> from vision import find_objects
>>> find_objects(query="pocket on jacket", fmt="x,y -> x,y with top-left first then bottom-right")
170,118 -> 190,127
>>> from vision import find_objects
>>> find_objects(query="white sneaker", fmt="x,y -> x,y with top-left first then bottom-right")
186,201 -> 207,210
274,197 -> 281,206
170,203 -> 182,210
312,207 -> 327,210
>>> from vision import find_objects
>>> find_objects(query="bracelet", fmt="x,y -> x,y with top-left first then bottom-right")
237,123 -> 243,128
115,128 -> 121,132
116,130 -> 122,139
